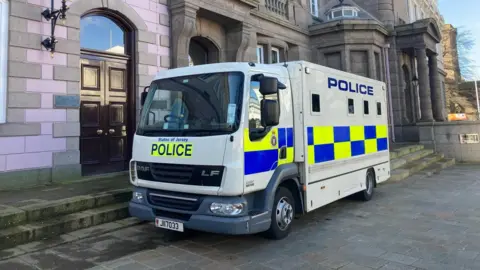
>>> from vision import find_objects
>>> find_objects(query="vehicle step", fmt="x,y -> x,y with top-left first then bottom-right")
388,153 -> 444,182
420,158 -> 456,177
0,202 -> 129,250
0,188 -> 132,230
390,144 -> 424,159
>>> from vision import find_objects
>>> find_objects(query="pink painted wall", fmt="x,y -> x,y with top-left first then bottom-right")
1,0 -> 170,172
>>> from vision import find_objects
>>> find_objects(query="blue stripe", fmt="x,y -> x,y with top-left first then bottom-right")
377,138 -> 388,151
364,126 -> 376,139
334,126 -> 350,142
314,144 -> 334,163
286,128 -> 294,147
351,141 -> 365,156
307,127 -> 314,145
244,149 -> 278,175
278,128 -> 287,148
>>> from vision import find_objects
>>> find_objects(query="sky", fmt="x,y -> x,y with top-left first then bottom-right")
439,0 -> 480,79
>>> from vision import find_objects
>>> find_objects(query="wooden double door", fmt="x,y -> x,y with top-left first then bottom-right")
80,56 -> 131,176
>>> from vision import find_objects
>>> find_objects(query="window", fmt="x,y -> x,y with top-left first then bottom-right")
363,100 -> 369,115
312,94 -> 320,112
0,0 -> 8,124
413,4 -> 417,21
377,102 -> 382,115
375,52 -> 382,80
328,7 -> 359,20
348,98 -> 354,114
80,15 -> 126,54
248,76 -> 279,139
310,0 -> 318,16
271,47 -> 280,64
256,45 -> 264,64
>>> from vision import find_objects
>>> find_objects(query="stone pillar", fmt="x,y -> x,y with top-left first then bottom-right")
226,22 -> 252,62
428,52 -> 445,121
416,48 -> 434,122
170,3 -> 198,68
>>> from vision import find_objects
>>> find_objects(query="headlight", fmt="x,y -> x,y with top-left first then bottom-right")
210,202 -> 245,216
133,191 -> 144,203
129,161 -> 137,184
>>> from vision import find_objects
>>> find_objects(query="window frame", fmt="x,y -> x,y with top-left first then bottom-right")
376,101 -> 382,116
248,74 -> 281,141
311,91 -> 321,115
310,0 -> 319,17
363,99 -> 370,115
271,47 -> 280,64
0,0 -> 9,124
256,45 -> 264,64
347,98 -> 355,115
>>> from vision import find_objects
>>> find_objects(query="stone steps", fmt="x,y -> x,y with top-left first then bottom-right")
0,188 -> 134,251
389,144 -> 456,182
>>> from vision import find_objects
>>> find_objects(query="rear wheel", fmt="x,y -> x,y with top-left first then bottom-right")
263,187 -> 295,240
357,169 -> 375,201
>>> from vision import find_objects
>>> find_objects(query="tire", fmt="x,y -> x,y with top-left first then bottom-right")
356,169 -> 375,201
263,187 -> 295,240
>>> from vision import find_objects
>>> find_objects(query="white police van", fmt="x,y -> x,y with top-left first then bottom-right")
129,61 -> 390,239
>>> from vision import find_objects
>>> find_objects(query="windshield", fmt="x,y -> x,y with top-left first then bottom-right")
137,72 -> 244,136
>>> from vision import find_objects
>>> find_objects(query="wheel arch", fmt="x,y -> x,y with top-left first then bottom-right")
261,163 -> 304,215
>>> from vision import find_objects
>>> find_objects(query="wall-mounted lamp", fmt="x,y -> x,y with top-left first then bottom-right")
41,0 -> 69,57
412,75 -> 419,88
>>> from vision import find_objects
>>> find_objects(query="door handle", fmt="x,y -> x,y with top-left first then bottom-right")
109,129 -> 115,134
96,129 -> 103,135
279,146 -> 287,159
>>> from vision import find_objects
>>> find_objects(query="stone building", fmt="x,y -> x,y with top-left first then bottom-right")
0,0 -> 169,189
172,0 -> 447,143
442,24 -> 478,120
0,0 -> 450,189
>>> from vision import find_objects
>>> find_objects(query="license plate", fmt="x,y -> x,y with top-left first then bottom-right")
154,218 -> 184,232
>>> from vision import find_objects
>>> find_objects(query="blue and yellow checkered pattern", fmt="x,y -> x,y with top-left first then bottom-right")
306,125 -> 388,164
244,127 -> 294,175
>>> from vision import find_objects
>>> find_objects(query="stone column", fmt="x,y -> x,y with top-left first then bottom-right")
428,52 -> 445,121
170,3 -> 198,68
226,22 -> 252,62
416,48 -> 434,122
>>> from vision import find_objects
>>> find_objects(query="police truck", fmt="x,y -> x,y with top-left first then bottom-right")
129,61 -> 390,239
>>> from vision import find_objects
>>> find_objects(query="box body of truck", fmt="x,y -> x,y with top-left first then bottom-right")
129,61 -> 390,238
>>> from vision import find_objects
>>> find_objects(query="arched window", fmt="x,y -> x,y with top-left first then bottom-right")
80,15 -> 126,54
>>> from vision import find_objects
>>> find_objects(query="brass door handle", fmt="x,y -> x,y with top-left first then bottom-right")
97,129 -> 103,135
109,129 -> 115,134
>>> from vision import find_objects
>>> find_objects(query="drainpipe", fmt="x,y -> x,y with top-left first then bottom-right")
383,44 -> 396,143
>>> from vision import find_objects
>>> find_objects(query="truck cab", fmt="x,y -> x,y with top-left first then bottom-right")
129,62 -> 299,239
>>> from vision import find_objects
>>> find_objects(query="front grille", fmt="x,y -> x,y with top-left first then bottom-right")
136,162 -> 224,187
150,163 -> 194,184
148,190 -> 203,211
153,209 -> 192,221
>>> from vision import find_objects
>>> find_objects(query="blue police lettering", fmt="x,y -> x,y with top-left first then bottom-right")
327,77 -> 374,96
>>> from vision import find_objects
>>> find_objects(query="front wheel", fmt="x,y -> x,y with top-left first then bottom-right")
263,187 -> 295,240
356,169 -> 375,201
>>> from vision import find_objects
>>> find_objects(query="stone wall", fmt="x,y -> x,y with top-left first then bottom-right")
419,121 -> 480,162
0,0 -> 169,189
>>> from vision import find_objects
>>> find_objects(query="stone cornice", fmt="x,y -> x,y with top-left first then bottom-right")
309,19 -> 389,36
250,9 -> 309,35
239,0 -> 259,8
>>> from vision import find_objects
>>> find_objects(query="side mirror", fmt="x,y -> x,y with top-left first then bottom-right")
261,99 -> 279,127
259,76 -> 279,96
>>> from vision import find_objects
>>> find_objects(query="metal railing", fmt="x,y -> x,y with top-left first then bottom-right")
265,0 -> 288,19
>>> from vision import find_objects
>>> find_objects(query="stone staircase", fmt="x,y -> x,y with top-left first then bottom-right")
0,178 -> 138,256
389,144 -> 456,182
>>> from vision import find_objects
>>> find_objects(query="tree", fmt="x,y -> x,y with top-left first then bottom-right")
456,27 -> 476,80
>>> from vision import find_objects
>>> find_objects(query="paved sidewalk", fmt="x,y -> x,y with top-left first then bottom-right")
2,164 -> 480,269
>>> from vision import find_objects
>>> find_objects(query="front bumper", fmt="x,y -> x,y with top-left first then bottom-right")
128,187 -> 271,235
